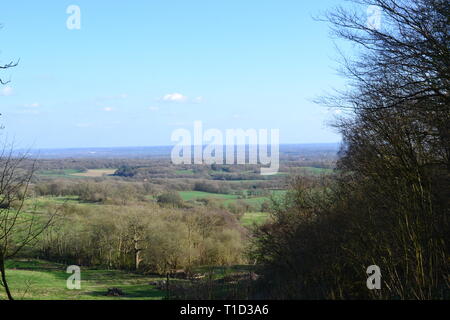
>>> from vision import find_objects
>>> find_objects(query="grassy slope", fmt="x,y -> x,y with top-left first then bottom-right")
1,260 -> 256,300
1,260 -> 164,300
240,212 -> 270,227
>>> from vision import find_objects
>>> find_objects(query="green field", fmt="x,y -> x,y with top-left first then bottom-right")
297,167 -> 334,175
1,260 -> 164,300
178,190 -> 285,227
175,169 -> 195,175
240,212 -> 271,227
179,190 -> 286,202
25,196 -> 100,211
179,191 -> 239,201
36,169 -> 85,179
223,190 -> 286,205
1,260 -> 256,300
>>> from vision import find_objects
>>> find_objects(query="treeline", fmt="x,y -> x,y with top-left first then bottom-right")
32,203 -> 246,273
30,158 -> 169,172
31,180 -> 271,218
33,180 -> 161,205
32,177 -> 284,203
113,163 -> 277,181
31,157 -> 335,183
252,0 -> 449,299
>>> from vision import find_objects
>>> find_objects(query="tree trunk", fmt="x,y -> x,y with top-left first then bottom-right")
0,258 -> 14,300
133,228 -> 142,271
135,248 -> 141,271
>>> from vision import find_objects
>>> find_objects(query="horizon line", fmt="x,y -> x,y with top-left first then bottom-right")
22,142 -> 342,152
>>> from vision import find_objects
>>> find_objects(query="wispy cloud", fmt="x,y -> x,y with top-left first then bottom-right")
162,93 -> 188,103
160,93 -> 204,104
0,86 -> 13,96
102,107 -> 113,112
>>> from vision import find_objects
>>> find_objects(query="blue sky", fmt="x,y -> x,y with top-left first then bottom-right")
0,0 -> 346,149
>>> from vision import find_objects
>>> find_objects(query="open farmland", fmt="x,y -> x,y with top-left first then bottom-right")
70,169 -> 117,177
36,168 -> 117,179
2,144 -> 338,300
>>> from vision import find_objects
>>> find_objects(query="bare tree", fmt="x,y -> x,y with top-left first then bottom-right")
0,144 -> 57,300
0,59 -> 18,85
0,30 -> 57,301
253,0 -> 449,299
0,24 -> 18,87
321,0 -> 449,299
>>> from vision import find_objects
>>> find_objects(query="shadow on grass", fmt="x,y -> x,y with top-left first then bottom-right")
87,285 -> 163,299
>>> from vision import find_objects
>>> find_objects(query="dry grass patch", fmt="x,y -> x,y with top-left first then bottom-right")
71,169 -> 116,177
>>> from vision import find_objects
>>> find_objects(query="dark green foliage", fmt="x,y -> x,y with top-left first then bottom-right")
157,191 -> 184,208
114,165 -> 138,177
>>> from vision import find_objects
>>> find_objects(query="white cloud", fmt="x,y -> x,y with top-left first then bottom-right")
162,93 -> 188,102
0,86 -> 13,96
102,107 -> 113,112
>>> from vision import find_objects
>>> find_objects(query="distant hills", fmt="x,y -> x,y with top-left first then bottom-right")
22,143 -> 341,159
